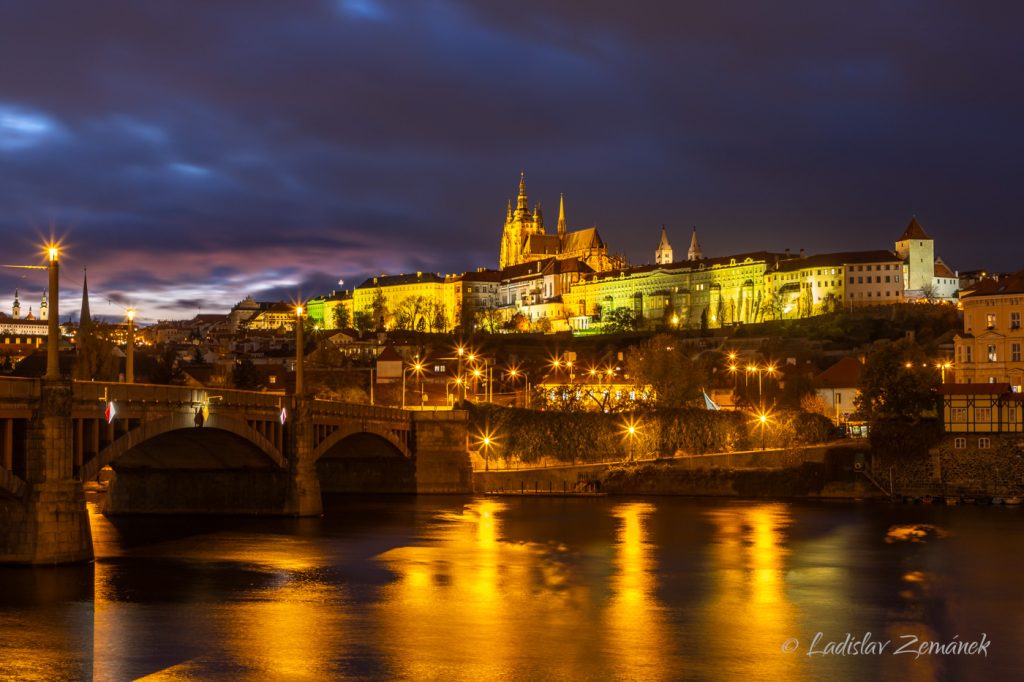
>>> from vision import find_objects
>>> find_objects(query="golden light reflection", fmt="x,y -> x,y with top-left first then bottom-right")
604,502 -> 673,680
373,500 -> 593,679
704,504 -> 799,681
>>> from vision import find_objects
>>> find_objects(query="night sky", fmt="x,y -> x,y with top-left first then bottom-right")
1,1 -> 1022,322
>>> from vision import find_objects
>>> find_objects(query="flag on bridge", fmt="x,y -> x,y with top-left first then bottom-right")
104,401 -> 116,424
702,390 -> 720,411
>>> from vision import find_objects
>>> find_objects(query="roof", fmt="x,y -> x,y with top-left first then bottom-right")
377,346 -> 402,362
524,233 -> 560,255
458,269 -> 502,282
934,258 -> 956,279
561,227 -> 604,252
543,258 -> 594,276
813,356 -> 863,389
898,217 -> 931,241
960,270 -> 1024,299
501,258 -> 556,280
581,251 -> 783,283
773,250 -> 900,273
356,272 -> 445,289
657,226 -> 671,250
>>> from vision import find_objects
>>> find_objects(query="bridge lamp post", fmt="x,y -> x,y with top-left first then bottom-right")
125,308 -> 136,384
45,244 -> 60,380
295,305 -> 305,396
402,360 -> 425,409
758,412 -> 769,450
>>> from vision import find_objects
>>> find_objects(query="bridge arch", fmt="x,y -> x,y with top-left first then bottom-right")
81,412 -> 285,482
312,424 -> 411,463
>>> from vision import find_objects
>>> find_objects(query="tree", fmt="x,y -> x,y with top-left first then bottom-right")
231,359 -> 262,390
73,330 -> 120,381
150,346 -> 184,385
624,334 -> 706,408
370,287 -> 388,330
353,310 -> 372,333
854,340 -> 939,421
605,307 -> 639,333
332,304 -> 350,330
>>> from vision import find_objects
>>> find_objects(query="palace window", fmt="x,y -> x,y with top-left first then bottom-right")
979,437 -> 991,449
951,407 -> 968,422
849,277 -> 854,284
988,345 -> 997,362
976,407 -> 991,422
954,437 -> 966,449
987,313 -> 996,330
966,346 -> 973,363
1012,312 -> 1021,330
1013,343 -> 1021,363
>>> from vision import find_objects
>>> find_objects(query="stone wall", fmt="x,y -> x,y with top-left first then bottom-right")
412,411 -> 471,493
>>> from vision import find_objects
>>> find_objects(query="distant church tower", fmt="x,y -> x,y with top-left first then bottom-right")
12,289 -> 20,319
79,268 -> 92,336
894,216 -> 934,292
499,172 -> 545,269
687,227 -> 703,261
40,291 -> 47,321
557,193 -> 567,241
655,226 -> 673,264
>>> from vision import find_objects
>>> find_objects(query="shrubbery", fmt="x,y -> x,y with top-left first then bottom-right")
467,404 -> 837,465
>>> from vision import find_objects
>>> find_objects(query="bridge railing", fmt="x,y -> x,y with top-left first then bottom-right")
73,381 -> 284,410
310,399 -> 411,422
0,377 -> 40,400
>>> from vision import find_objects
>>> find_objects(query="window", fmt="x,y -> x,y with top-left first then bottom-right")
987,313 -> 996,330
966,346 -> 973,363
1012,312 -> 1021,330
979,437 -> 991,449
951,407 -> 968,422
836,392 -> 842,404
1013,343 -> 1021,363
954,437 -> 966,449
988,345 -> 997,362
876,276 -> 882,283
849,276 -> 854,284
976,407 -> 991,422
1009,407 -> 1018,423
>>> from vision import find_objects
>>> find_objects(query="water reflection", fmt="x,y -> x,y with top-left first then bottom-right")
704,503 -> 799,681
605,502 -> 673,680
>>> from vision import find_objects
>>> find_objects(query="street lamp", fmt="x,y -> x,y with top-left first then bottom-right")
622,417 -> 641,461
756,411 -> 770,450
936,360 -> 952,383
402,359 -> 426,409
507,365 -> 530,408
295,304 -> 305,396
45,244 -> 60,380
126,308 -> 136,384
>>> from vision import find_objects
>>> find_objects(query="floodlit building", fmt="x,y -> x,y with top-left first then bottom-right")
954,270 -> 1024,391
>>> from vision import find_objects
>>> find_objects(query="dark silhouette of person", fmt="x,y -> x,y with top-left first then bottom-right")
194,407 -> 204,428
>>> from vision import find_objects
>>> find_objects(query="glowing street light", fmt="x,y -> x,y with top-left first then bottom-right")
622,417 -> 641,461
294,303 -> 305,396
45,243 -> 60,380
755,410 -> 771,450
125,307 -> 136,384
936,360 -> 953,383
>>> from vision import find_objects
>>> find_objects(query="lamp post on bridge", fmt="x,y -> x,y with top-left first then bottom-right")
125,308 -> 136,384
295,304 -> 305,396
46,245 -> 60,380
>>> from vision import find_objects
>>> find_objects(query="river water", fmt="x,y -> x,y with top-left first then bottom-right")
0,495 -> 1021,681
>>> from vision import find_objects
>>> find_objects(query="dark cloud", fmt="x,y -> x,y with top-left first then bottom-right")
0,0 -> 1021,321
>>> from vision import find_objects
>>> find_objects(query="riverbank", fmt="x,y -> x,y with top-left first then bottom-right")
473,441 -> 884,499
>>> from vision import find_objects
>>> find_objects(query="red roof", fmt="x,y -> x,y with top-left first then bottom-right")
898,217 -> 931,241
960,270 -> 1024,299
813,356 -> 863,389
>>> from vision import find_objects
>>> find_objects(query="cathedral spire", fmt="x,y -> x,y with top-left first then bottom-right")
534,202 -> 543,228
557,193 -> 566,239
687,226 -> 702,261
656,225 -> 673,264
40,290 -> 48,321
506,198 -> 513,221
79,268 -> 92,334
516,171 -> 528,213
12,289 -> 20,319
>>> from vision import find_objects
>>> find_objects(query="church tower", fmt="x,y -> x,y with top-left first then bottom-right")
557,193 -> 567,241
79,268 -> 92,336
12,289 -> 20,319
40,291 -> 47,321
655,226 -> 673,264
687,227 -> 703,261
499,172 -> 545,269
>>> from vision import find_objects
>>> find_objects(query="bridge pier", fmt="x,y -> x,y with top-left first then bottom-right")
0,380 -> 92,564
285,396 -> 323,516
412,411 -> 472,493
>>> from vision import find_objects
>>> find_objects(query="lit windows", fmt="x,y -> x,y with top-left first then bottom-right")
976,407 -> 991,422
987,313 -> 996,329
988,345 -> 997,362
951,407 -> 968,422
1012,312 -> 1021,330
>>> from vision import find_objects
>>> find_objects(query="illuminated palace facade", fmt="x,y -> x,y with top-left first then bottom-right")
329,176 -> 958,334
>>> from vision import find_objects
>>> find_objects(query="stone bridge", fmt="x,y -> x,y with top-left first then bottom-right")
0,377 -> 471,564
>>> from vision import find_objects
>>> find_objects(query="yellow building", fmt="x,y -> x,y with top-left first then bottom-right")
563,251 -> 777,329
954,271 -> 1024,390
764,250 -> 904,318
246,302 -> 297,331
498,173 -> 623,272
306,290 -> 354,330
353,270 -> 502,332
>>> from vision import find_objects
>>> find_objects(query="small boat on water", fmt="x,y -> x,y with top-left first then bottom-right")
921,495 -> 935,505
945,497 -> 960,506
1005,496 -> 1023,506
